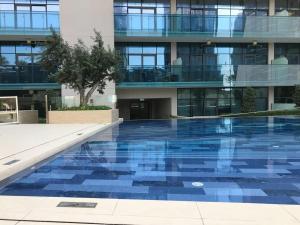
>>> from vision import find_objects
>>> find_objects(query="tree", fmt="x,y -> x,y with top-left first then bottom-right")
41,30 -> 121,106
294,85 -> 300,107
241,87 -> 256,113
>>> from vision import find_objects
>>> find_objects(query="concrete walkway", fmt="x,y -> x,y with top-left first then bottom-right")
0,124 -> 106,160
0,123 -> 117,182
0,196 -> 299,225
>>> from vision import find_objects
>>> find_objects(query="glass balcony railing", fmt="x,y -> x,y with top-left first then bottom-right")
0,11 -> 59,35
0,64 -> 55,84
117,65 -> 300,88
115,14 -> 300,39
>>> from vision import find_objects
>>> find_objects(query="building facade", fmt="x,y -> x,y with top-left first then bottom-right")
1,0 -> 300,119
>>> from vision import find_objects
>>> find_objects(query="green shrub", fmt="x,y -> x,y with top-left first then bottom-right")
241,87 -> 256,113
58,105 -> 111,111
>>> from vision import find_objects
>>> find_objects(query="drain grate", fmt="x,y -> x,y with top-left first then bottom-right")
57,201 -> 97,208
3,159 -> 20,165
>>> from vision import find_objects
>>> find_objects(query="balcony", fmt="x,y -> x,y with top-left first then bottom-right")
117,65 -> 300,88
0,65 -> 60,90
0,11 -> 59,39
115,14 -> 300,42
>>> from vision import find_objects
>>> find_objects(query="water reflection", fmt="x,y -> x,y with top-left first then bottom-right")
1,118 -> 300,204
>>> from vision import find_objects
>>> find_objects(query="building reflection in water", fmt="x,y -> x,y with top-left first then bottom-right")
216,118 -> 236,173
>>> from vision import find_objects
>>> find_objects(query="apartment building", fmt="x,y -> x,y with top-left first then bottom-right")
1,0 -> 300,119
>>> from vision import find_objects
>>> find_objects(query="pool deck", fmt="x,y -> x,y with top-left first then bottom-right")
0,122 -> 120,182
0,196 -> 299,225
0,121 -> 300,225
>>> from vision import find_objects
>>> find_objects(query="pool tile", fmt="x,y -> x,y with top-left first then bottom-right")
292,197 -> 300,204
0,118 -> 300,204
239,169 -> 291,174
82,179 -> 133,186
203,188 -> 267,197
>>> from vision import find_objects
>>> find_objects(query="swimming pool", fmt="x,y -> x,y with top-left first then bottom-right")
1,117 -> 300,204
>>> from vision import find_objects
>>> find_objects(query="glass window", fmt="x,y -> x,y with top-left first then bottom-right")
143,55 -> 156,66
276,0 -> 300,16
177,0 -> 269,16
47,4 -> 59,11
275,44 -> 300,64
1,45 -> 15,53
178,43 -> 268,66
275,0 -> 286,9
157,55 -> 165,66
191,88 -> 205,98
129,55 -> 142,66
257,0 -> 268,9
0,41 -> 47,67
143,46 -> 156,54
178,99 -> 192,117
255,88 -> 268,98
116,43 -> 170,67
205,89 -> 218,98
0,4 -> 14,10
177,0 -> 190,8
191,0 -> 204,8
114,0 -> 170,15
16,45 -> 31,53
128,46 -> 143,54
219,88 -> 231,98
1,53 -> 15,65
177,88 -> 268,117
0,0 -> 59,30
191,99 -> 204,116
178,89 -> 191,99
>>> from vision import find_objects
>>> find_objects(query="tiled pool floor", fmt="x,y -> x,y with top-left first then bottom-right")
1,117 -> 300,204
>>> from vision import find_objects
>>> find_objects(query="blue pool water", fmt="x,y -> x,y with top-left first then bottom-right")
1,117 -> 300,204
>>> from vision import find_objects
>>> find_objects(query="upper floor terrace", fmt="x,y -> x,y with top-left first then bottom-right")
0,64 -> 59,90
114,14 -> 300,42
117,64 -> 300,88
0,0 -> 59,40
0,10 -> 59,40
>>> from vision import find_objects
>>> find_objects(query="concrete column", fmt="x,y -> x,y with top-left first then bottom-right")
60,0 -> 115,108
269,0 -> 275,16
268,42 -> 275,111
268,86 -> 275,110
170,0 -> 177,14
268,43 -> 275,64
171,42 -> 177,64
169,0 -> 177,115
171,96 -> 178,116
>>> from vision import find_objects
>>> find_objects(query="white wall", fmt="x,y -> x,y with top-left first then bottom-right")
60,0 -> 114,47
60,0 -> 116,108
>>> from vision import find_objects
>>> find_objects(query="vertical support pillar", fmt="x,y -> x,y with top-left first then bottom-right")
171,42 -> 177,64
268,43 -> 275,111
269,0 -> 275,16
171,95 -> 178,116
170,0 -> 177,14
170,0 -> 177,64
45,94 -> 49,124
170,0 -> 177,117
268,87 -> 275,111
268,43 -> 275,64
